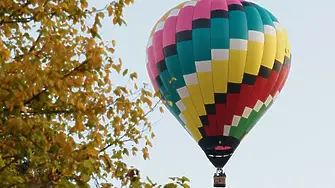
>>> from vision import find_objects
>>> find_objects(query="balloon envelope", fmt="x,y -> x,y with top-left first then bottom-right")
146,0 -> 291,168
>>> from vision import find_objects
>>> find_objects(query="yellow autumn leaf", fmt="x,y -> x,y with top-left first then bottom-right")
107,47 -> 115,53
131,147 -> 138,156
112,40 -> 116,47
154,91 -> 161,98
146,139 -> 153,148
87,147 -> 98,157
97,12 -> 105,19
114,87 -> 121,96
72,120 -> 86,132
91,57 -> 102,69
63,142 -> 74,155
56,133 -> 67,145
112,64 -> 121,73
130,72 -> 137,80
81,1 -> 88,9
107,5 -> 114,16
119,86 -> 128,94
142,147 -> 150,160
142,97 -> 152,107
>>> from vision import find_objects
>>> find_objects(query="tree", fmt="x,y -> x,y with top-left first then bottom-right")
0,0 -> 189,187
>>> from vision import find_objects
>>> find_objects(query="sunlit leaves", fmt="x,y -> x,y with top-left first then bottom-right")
0,0 -> 189,187
142,147 -> 150,160
166,177 -> 191,188
130,72 -> 137,80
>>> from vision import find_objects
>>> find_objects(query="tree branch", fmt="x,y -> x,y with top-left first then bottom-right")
0,17 -> 35,25
144,99 -> 161,117
23,109 -> 75,116
28,30 -> 43,53
99,99 -> 162,153
0,1 -> 32,26
1,155 -> 18,160
24,60 -> 89,105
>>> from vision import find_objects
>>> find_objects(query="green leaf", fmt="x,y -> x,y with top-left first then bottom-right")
83,160 -> 93,169
164,183 -> 177,188
57,177 -> 77,188
146,176 -> 154,185
122,69 -> 128,76
181,176 -> 190,182
0,158 -> 4,168
111,151 -> 122,159
169,177 -> 176,181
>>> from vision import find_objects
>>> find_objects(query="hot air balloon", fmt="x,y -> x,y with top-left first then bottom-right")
145,0 -> 291,187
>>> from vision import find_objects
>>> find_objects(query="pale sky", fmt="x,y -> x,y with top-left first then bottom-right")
89,0 -> 335,187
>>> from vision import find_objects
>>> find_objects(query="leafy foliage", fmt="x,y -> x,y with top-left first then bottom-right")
0,0 -> 189,187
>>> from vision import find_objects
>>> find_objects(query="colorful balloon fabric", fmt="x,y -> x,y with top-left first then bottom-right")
146,0 -> 291,168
